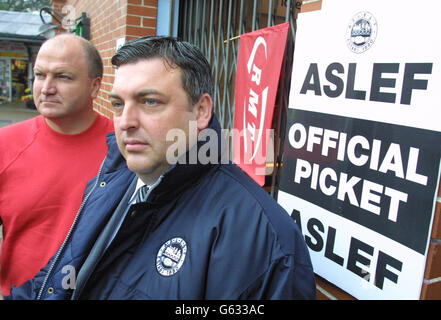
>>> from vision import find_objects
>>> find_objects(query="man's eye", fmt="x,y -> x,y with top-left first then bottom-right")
34,73 -> 44,79
111,101 -> 123,109
58,75 -> 72,80
143,99 -> 158,106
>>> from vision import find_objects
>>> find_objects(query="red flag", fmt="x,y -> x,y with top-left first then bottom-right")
233,22 -> 289,186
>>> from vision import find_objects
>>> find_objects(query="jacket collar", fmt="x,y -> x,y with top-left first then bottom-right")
103,132 -> 129,174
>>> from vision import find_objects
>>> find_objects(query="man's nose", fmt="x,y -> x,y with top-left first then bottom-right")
41,76 -> 56,95
118,102 -> 139,130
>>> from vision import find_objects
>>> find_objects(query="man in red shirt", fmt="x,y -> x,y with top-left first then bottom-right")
0,34 -> 114,297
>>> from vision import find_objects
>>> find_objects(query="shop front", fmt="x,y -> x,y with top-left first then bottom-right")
0,10 -> 57,107
0,42 -> 26,102
0,41 -> 41,106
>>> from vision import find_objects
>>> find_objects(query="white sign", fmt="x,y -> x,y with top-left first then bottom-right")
278,0 -> 441,299
289,0 -> 441,132
116,37 -> 126,51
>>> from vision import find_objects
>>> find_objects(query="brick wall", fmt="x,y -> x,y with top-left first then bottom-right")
421,188 -> 441,299
51,0 -> 66,17
51,0 -> 158,118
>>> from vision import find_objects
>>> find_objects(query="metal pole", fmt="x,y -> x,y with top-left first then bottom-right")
268,0 -> 273,27
252,0 -> 257,31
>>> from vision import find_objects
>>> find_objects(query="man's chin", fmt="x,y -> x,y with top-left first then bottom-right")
126,160 -> 154,177
37,106 -> 63,118
127,160 -> 171,184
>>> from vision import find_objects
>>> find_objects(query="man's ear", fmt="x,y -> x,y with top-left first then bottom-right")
90,77 -> 102,99
195,93 -> 213,130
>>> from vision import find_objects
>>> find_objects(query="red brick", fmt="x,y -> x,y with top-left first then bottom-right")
126,15 -> 141,26
127,4 -> 157,17
93,104 -> 103,114
142,17 -> 156,28
52,0 -> 67,13
424,241 -> 441,279
431,201 -> 441,239
144,0 -> 158,6
315,275 -> 355,300
420,279 -> 441,299
126,35 -> 138,42
102,107 -> 114,119
300,0 -> 322,12
316,289 -> 330,300
126,25 -> 155,37
127,0 -> 142,4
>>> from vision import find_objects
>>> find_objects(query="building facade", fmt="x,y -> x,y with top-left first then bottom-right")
0,10 -> 55,104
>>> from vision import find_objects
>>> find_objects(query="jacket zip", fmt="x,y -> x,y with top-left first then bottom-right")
70,174 -> 164,299
37,158 -> 107,299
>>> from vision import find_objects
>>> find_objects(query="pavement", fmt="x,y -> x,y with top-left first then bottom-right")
0,101 -> 39,243
0,101 -> 39,128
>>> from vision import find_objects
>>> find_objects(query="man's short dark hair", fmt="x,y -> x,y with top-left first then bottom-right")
111,36 -> 213,104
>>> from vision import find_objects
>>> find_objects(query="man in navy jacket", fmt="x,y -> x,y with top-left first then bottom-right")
8,36 -> 316,300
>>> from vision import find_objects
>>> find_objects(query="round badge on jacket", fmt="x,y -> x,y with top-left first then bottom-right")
156,237 -> 187,276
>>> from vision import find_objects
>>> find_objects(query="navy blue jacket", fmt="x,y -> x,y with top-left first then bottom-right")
8,116 -> 316,300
